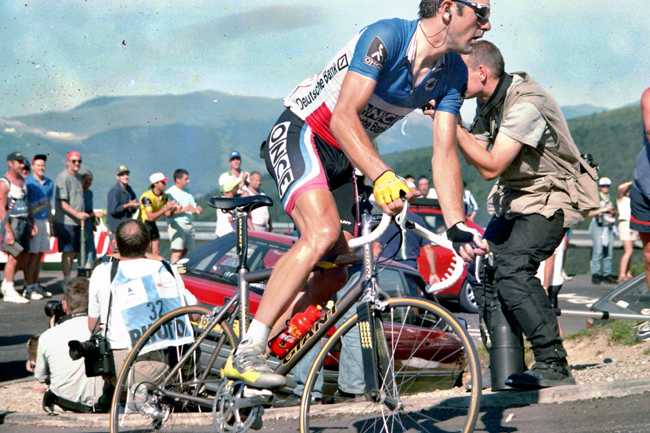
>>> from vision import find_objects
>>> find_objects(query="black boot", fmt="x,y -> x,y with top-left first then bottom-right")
505,359 -> 576,389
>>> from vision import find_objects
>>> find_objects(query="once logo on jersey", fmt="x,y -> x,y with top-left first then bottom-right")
358,103 -> 405,135
424,78 -> 438,92
268,122 -> 294,198
364,37 -> 387,70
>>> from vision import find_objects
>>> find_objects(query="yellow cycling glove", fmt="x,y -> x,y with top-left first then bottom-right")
373,170 -> 411,206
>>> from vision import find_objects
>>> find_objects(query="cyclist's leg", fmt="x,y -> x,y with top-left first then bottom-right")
224,111 -> 350,389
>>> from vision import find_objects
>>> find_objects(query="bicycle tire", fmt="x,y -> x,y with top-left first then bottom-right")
110,305 -> 238,433
299,297 -> 481,433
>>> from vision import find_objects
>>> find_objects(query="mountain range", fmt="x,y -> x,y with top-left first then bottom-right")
0,92 -> 639,227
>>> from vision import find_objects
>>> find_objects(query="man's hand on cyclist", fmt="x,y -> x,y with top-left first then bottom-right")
446,222 -> 489,263
373,170 -> 418,216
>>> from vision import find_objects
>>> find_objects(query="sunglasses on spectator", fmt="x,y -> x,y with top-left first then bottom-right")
452,0 -> 490,21
70,159 -> 82,164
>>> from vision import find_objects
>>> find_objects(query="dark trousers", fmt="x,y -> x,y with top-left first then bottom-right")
484,211 -> 567,363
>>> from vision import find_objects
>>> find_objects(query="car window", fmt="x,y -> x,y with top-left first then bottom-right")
183,235 -> 291,282
378,269 -> 405,298
608,278 -> 650,314
417,214 -> 447,235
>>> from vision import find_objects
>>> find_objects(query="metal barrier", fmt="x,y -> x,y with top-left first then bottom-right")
155,223 -> 640,249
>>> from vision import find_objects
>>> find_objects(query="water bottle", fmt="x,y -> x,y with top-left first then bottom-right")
269,305 -> 323,358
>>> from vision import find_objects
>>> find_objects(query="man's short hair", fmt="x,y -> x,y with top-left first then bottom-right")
64,277 -> 90,312
115,220 -> 150,258
78,169 -> 93,181
419,0 -> 464,19
250,171 -> 262,178
464,40 -> 505,79
417,175 -> 430,183
173,169 -> 188,181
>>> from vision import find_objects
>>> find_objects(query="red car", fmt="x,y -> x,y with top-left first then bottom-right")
410,198 -> 485,313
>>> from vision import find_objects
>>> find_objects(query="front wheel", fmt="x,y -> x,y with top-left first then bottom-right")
110,305 -> 237,433
300,297 -> 482,433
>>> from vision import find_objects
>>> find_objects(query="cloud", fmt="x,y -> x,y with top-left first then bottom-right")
0,117 -> 86,142
186,5 -> 322,41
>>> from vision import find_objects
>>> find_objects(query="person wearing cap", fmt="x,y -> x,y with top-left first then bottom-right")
54,151 -> 90,285
21,159 -> 31,179
106,165 -> 138,250
588,177 -> 618,285
24,154 -> 55,299
215,177 -> 240,237
1,151 -> 38,303
137,173 -> 177,256
166,169 -> 203,263
218,151 -> 249,196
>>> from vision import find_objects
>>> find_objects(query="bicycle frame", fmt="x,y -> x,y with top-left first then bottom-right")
152,200 -> 463,406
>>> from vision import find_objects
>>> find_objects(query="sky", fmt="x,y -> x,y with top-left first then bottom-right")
1,0 -> 648,119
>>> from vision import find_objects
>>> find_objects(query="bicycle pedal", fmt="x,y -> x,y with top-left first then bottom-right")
243,387 -> 273,398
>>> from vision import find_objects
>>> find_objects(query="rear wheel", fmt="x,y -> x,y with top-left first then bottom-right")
110,306 -> 237,433
299,297 -> 481,433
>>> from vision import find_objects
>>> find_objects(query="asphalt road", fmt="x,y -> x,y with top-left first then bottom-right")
0,271 -> 620,384
4,392 -> 650,432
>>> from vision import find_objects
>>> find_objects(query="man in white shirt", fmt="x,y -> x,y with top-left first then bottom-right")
88,219 -> 197,387
35,277 -> 104,412
165,169 -> 203,263
241,172 -> 273,232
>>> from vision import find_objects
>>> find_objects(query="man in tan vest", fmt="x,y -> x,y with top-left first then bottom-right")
455,41 -> 598,389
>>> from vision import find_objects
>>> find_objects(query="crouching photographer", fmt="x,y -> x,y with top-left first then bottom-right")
87,219 -> 197,394
34,277 -> 105,413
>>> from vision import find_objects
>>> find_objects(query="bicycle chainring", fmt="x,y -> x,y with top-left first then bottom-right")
212,379 -> 264,433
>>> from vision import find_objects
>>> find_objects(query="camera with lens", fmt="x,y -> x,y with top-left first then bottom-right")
44,300 -> 66,324
77,267 -> 93,278
68,334 -> 115,377
581,153 -> 599,173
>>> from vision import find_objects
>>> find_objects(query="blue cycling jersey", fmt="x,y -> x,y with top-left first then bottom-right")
284,18 -> 468,150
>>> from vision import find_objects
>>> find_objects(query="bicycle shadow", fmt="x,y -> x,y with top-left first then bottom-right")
343,391 -> 544,433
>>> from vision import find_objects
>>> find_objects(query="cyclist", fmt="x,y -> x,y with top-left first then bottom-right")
222,0 -> 490,389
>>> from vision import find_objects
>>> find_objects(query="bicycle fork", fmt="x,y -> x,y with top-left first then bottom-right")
357,301 -> 400,411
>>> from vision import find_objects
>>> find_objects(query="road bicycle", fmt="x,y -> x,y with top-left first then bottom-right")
109,194 -> 482,433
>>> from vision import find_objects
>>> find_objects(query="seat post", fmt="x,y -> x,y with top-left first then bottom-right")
235,211 -> 251,336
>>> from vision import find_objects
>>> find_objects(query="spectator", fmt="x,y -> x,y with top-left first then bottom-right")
416,175 -> 438,199
106,165 -> 138,249
24,154 -> 54,300
88,220 -> 197,389
404,175 -> 415,186
241,171 -> 273,232
166,169 -> 203,263
34,277 -> 105,413
372,211 -> 440,286
589,177 -> 618,285
617,181 -> 637,282
22,158 -> 31,179
1,151 -> 36,303
219,151 -> 249,196
54,151 -> 89,285
630,87 -> 650,340
215,177 -> 239,237
463,181 -> 479,221
79,170 -> 105,268
455,41 -> 599,389
137,172 -> 177,256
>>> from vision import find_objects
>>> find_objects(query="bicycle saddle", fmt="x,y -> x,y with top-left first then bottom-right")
208,195 -> 273,213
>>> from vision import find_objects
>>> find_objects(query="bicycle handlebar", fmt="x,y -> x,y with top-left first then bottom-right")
347,211 -> 464,293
